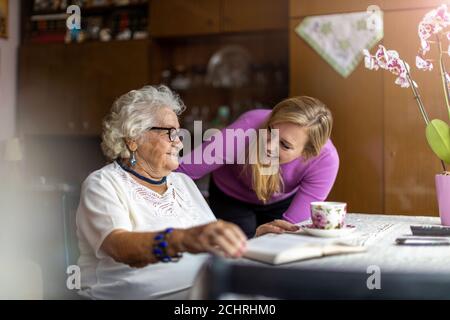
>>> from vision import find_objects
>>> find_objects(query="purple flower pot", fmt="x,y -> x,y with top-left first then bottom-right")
436,174 -> 450,226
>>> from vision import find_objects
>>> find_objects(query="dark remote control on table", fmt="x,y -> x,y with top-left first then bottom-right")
410,225 -> 450,236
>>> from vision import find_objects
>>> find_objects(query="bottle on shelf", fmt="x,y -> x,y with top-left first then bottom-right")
201,106 -> 210,130
160,69 -> 172,87
273,62 -> 286,87
211,105 -> 231,129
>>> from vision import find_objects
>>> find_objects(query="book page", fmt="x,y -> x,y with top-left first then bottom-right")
244,233 -> 365,265
247,233 -> 336,253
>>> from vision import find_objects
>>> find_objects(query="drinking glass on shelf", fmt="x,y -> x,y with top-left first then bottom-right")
171,65 -> 191,91
206,45 -> 251,88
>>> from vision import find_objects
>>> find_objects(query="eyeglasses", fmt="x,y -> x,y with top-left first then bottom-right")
148,127 -> 182,142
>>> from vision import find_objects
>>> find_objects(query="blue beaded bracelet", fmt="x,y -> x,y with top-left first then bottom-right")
152,228 -> 182,263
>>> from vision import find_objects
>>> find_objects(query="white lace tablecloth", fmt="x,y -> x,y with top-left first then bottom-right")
241,213 -> 450,274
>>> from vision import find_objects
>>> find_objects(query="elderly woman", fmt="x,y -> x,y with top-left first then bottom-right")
76,85 -> 297,300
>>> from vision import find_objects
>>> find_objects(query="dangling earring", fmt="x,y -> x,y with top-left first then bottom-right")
130,151 -> 137,167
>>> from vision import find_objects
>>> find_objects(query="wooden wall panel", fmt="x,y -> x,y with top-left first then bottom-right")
222,0 -> 288,32
290,0 -> 450,216
290,18 -> 384,214
290,0 -> 379,17
383,9 -> 447,216
290,0 -> 450,18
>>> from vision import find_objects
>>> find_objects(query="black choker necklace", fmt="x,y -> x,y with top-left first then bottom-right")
117,161 -> 167,185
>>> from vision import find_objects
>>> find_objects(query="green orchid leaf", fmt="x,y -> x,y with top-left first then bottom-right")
425,119 -> 450,164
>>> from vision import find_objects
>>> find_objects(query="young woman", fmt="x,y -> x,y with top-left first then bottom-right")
177,96 -> 339,238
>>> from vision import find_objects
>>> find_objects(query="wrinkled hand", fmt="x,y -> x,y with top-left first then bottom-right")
255,219 -> 300,237
180,220 -> 247,258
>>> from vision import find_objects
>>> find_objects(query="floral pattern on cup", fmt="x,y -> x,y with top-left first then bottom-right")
310,202 -> 347,230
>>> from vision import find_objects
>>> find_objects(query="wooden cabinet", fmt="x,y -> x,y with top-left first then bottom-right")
18,40 -> 150,136
150,0 -> 221,37
18,44 -> 76,135
289,0 -> 447,216
18,1 -> 290,136
150,0 -> 288,37
222,0 -> 288,33
76,41 -> 150,135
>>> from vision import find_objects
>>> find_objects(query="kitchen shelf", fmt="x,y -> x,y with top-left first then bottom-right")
31,2 -> 148,17
23,0 -> 149,44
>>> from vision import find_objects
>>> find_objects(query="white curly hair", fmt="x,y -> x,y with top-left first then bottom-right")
101,85 -> 186,161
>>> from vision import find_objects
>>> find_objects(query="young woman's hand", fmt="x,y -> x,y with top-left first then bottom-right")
255,219 -> 300,237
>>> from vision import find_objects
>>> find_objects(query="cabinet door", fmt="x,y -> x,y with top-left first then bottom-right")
150,0 -> 220,37
18,44 -> 78,135
18,41 -> 149,136
78,41 -> 150,135
222,0 -> 288,33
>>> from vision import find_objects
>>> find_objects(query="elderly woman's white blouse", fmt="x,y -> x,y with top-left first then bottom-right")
76,162 -> 216,300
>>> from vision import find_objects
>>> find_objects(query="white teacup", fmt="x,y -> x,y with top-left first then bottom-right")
310,202 -> 347,229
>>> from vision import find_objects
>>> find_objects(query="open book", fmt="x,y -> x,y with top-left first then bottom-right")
244,233 -> 366,265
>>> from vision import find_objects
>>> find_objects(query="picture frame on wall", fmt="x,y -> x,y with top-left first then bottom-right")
0,0 -> 8,39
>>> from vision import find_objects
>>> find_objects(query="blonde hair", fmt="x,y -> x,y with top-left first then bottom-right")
248,96 -> 333,203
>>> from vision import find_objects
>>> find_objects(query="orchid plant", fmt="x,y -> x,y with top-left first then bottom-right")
363,4 -> 450,173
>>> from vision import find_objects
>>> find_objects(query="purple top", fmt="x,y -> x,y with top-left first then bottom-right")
177,109 -> 339,223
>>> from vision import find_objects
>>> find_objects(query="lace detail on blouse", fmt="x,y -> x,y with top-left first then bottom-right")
113,164 -> 201,221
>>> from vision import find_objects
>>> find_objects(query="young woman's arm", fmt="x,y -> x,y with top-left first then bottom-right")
177,110 -> 263,179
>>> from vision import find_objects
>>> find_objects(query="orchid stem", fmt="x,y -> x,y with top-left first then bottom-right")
437,35 -> 450,172
402,61 -> 447,172
436,34 -> 450,121
402,61 -> 430,125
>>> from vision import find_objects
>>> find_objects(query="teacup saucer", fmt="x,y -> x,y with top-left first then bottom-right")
301,224 -> 356,238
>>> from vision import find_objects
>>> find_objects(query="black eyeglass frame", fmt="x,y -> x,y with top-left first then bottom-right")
148,127 -> 182,142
